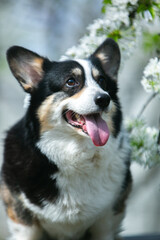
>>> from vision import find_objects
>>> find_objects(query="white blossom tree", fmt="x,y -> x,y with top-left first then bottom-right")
62,0 -> 160,168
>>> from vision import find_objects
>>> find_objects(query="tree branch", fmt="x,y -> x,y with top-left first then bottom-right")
137,92 -> 157,119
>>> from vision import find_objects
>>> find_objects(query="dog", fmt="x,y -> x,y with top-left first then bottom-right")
0,38 -> 132,240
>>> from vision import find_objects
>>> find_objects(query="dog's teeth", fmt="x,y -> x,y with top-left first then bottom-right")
75,113 -> 80,121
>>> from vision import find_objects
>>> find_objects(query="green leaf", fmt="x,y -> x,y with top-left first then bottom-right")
101,0 -> 112,13
101,5 -> 106,14
102,0 -> 112,5
152,2 -> 160,9
107,30 -> 122,42
136,0 -> 160,19
148,6 -> 155,19
143,32 -> 160,52
137,3 -> 148,13
131,138 -> 144,150
96,27 -> 105,35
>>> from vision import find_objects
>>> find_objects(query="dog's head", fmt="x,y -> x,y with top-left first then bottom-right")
7,39 -> 121,147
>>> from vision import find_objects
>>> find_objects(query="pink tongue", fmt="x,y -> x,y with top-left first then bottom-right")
84,114 -> 110,147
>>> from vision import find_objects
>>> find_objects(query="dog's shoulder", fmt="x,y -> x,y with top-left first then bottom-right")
2,117 -> 59,207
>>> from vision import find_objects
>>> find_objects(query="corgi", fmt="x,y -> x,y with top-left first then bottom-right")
0,38 -> 132,240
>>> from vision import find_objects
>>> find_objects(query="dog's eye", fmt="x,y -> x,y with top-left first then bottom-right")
98,76 -> 106,89
66,78 -> 78,87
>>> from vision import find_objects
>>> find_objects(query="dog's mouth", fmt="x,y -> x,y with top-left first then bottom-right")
63,110 -> 110,146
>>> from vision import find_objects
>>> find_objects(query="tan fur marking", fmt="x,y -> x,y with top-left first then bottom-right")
1,183 -> 22,223
71,87 -> 86,99
32,57 -> 44,79
1,183 -> 14,206
92,68 -> 100,79
7,206 -> 20,223
37,95 -> 54,133
1,183 -> 34,225
96,53 -> 108,62
18,57 -> 44,92
32,58 -> 44,78
71,68 -> 82,76
21,82 -> 32,92
34,57 -> 44,67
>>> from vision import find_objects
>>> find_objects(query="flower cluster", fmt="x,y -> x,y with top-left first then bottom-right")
61,0 -> 140,63
126,119 -> 160,168
141,57 -> 160,94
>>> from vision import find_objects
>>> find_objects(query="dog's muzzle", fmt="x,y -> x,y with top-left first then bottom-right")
63,109 -> 110,147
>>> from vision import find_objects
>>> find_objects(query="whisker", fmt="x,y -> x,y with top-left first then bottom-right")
62,110 -> 77,120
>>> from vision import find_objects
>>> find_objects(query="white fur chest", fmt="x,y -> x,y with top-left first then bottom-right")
35,132 -> 126,219
22,129 -> 129,239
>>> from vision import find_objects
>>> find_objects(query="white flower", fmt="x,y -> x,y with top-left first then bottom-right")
128,0 -> 138,5
144,10 -> 153,22
87,19 -> 104,33
125,119 -> 160,168
141,58 -> 160,93
112,0 -> 138,6
144,58 -> 160,76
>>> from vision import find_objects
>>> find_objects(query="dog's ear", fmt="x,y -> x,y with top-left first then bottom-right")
91,38 -> 120,79
7,46 -> 46,93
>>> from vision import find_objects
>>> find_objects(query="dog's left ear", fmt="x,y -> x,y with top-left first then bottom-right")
7,46 -> 46,93
91,38 -> 120,79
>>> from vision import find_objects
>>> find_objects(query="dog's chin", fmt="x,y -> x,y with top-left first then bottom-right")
63,109 -> 110,147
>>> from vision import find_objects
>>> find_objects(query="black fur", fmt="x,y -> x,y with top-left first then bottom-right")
2,119 -> 59,206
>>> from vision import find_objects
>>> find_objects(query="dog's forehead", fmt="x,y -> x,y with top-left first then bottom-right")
75,59 -> 101,79
75,59 -> 102,88
60,59 -> 101,78
56,60 -> 84,75
75,59 -> 91,75
48,59 -> 102,84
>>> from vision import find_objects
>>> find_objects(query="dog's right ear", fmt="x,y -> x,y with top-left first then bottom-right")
91,38 -> 121,79
7,46 -> 47,93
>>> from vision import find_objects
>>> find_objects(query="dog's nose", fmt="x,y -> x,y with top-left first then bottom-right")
94,93 -> 110,109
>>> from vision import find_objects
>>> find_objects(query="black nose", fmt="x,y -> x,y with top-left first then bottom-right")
94,93 -> 110,109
